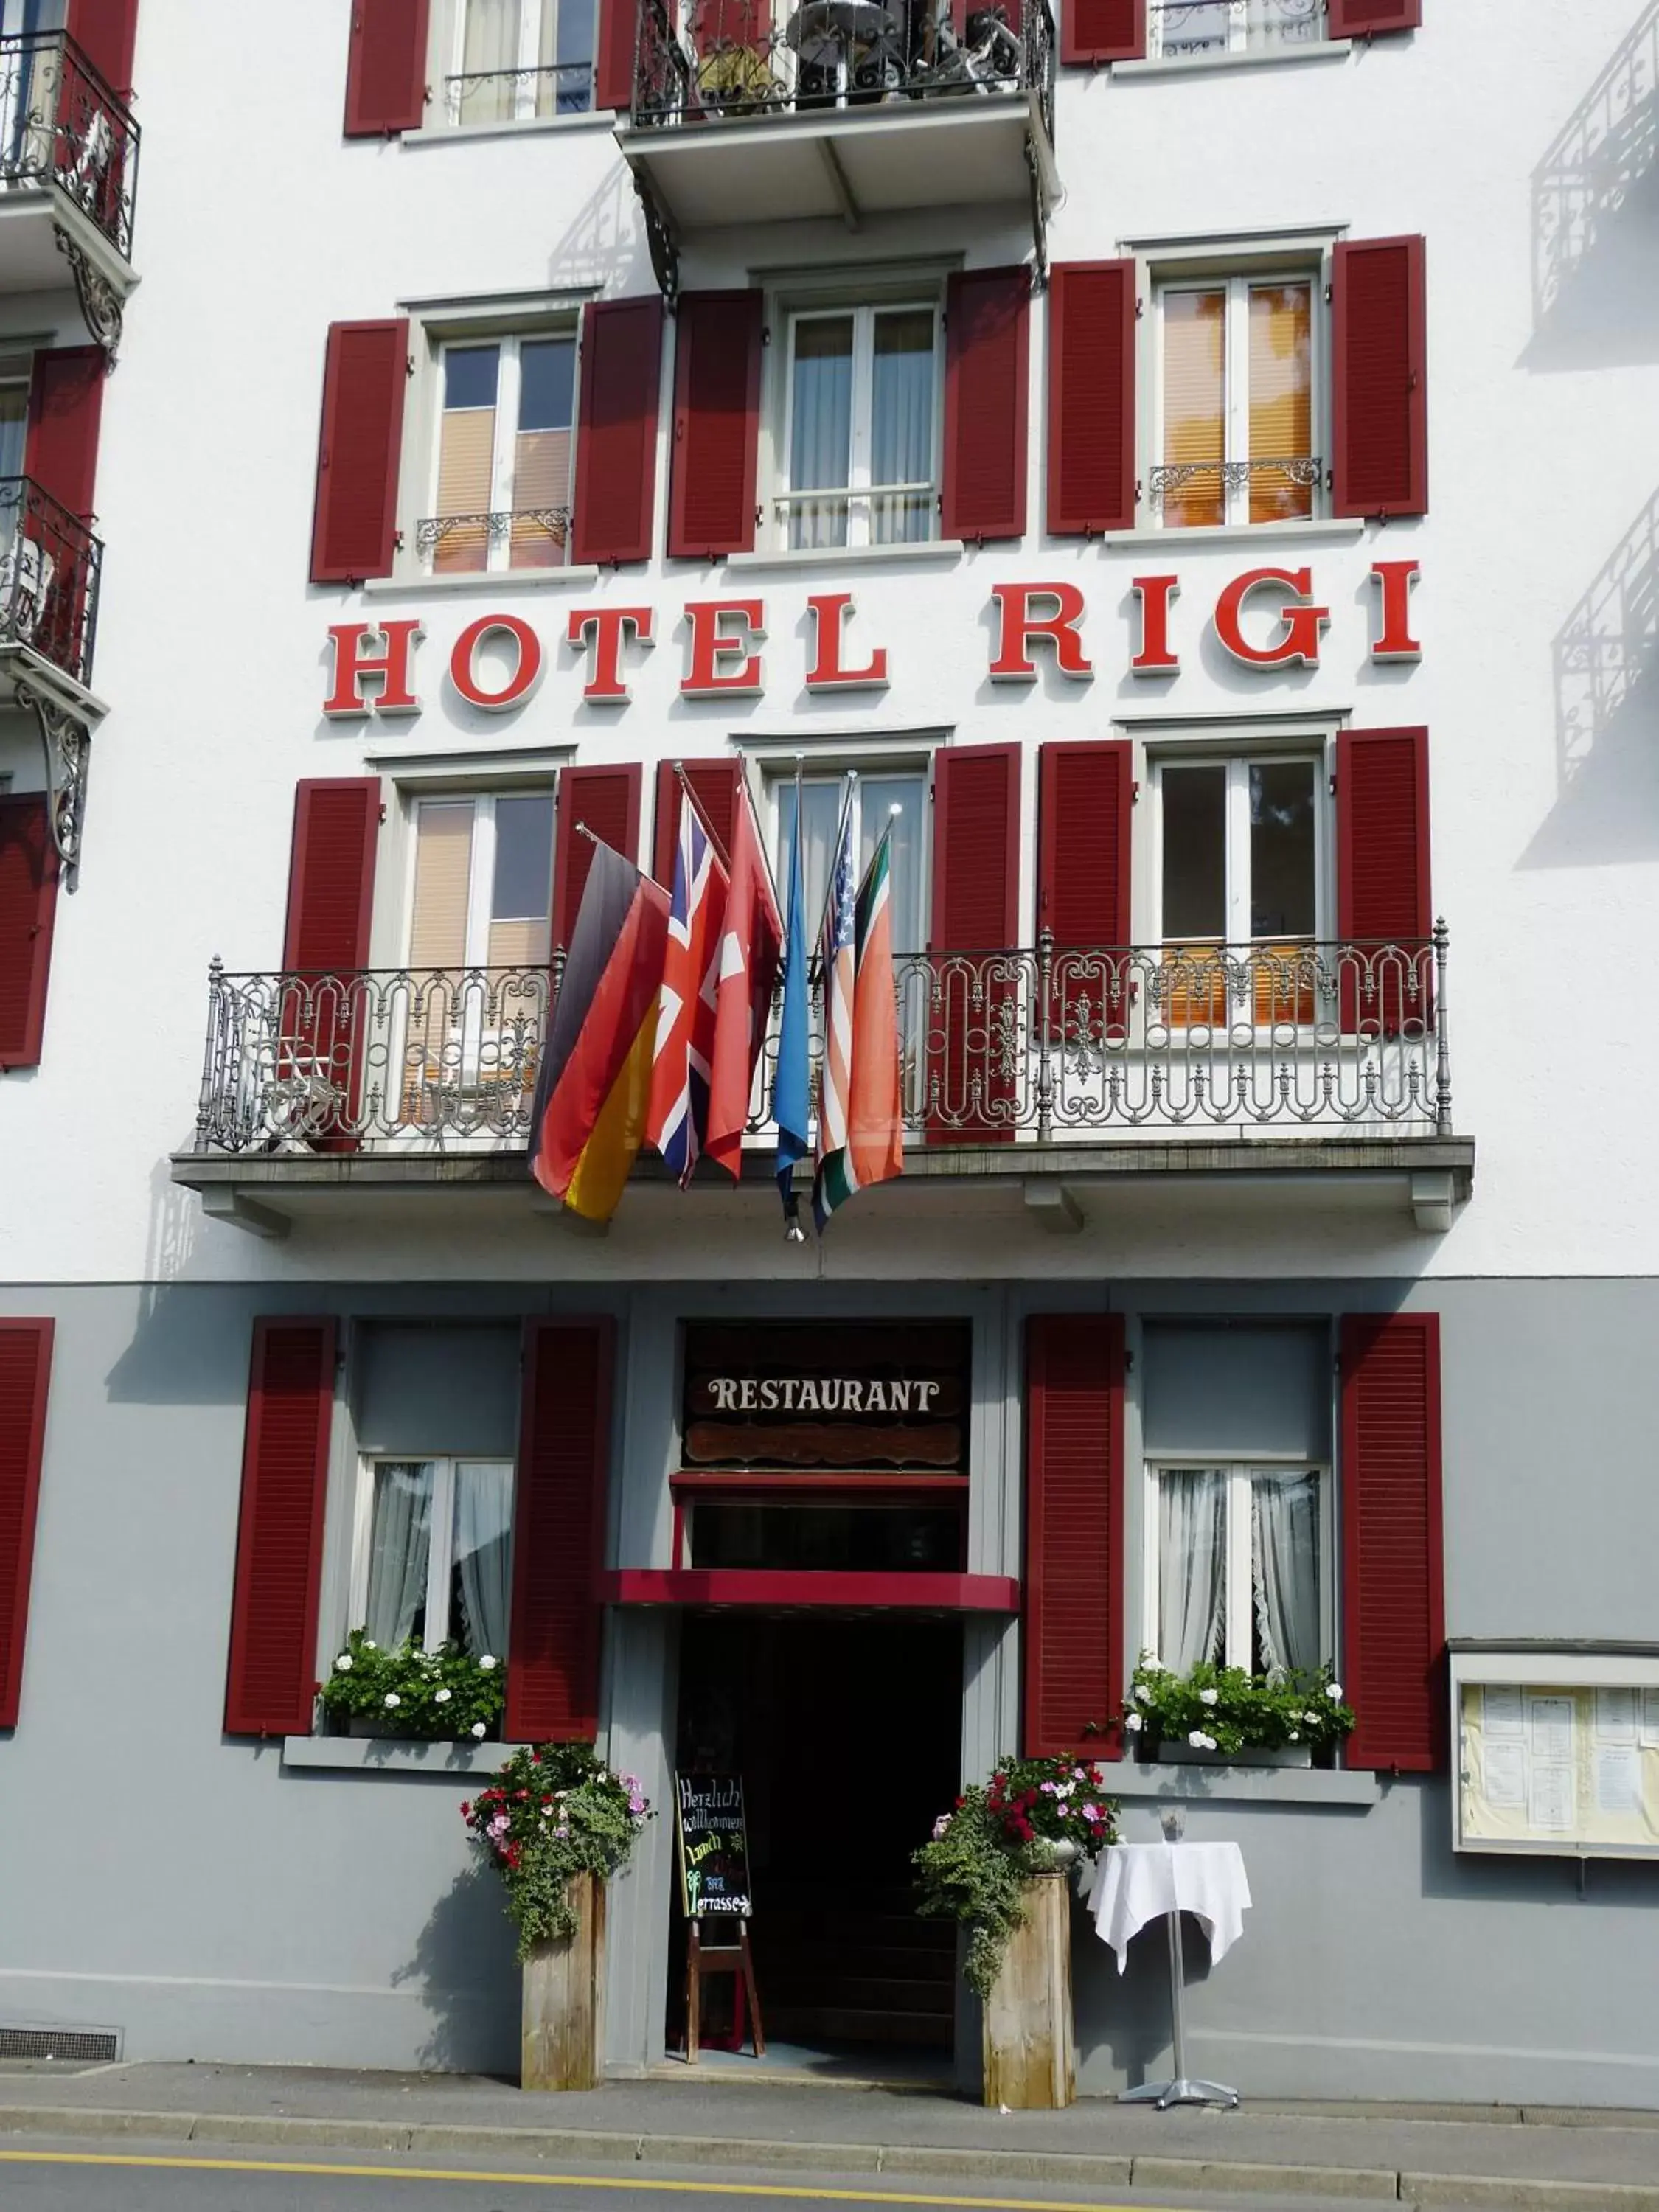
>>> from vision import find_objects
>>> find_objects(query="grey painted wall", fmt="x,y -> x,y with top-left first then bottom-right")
0,1277 -> 1656,2100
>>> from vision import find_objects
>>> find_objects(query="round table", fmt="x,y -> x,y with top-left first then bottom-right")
1085,1838 -> 1251,2109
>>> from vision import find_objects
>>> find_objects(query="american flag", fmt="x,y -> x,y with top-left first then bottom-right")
813,784 -> 858,1229
644,800 -> 727,1186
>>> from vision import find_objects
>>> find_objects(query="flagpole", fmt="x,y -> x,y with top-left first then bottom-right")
670,762 -> 733,877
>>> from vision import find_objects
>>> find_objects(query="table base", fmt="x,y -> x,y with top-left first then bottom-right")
1121,2076 -> 1239,2110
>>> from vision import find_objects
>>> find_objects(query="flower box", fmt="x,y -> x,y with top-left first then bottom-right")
1157,1739 -> 1313,1768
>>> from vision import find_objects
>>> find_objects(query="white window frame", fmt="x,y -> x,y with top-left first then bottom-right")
1144,742 -> 1330,950
1148,0 -> 1329,63
1141,1455 -> 1336,1674
774,298 -> 944,552
348,1454 -> 516,1655
1147,251 -> 1331,532
401,787 -> 557,971
437,0 -> 595,128
425,331 -> 576,574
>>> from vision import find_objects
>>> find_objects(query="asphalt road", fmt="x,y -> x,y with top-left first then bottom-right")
0,2140 -> 1425,2212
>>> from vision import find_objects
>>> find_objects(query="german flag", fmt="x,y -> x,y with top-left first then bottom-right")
529,840 -> 669,1222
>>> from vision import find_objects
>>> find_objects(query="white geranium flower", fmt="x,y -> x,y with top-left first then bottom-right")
478,1655 -> 498,1671
1188,1729 -> 1208,1749
364,1641 -> 378,1651
1198,1688 -> 1219,1706
1133,1685 -> 1152,1703
434,1687 -> 452,1705
1125,1711 -> 1144,1733
1290,1731 -> 1301,1742
1304,1711 -> 1321,1725
471,1722 -> 487,1739
334,1655 -> 353,1673
1327,1683 -> 1343,1701
383,1692 -> 400,1709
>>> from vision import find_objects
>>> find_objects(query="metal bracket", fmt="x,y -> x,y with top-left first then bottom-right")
631,167 -> 680,307
17,675 -> 92,891
1023,130 -> 1048,292
54,225 -> 122,364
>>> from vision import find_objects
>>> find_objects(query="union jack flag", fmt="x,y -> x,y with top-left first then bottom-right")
644,800 -> 728,1187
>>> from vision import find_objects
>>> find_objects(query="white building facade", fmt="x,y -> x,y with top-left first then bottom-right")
1,0 -> 1658,2101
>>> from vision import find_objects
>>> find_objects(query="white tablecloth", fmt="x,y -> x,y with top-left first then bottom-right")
1085,1840 -> 1252,1975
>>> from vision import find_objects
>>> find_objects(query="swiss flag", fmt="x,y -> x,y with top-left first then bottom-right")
703,785 -> 782,1180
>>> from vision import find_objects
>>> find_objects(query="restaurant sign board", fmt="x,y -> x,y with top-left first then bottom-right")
681,1321 -> 970,1473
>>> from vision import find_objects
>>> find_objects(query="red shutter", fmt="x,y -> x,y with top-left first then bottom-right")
0,796 -> 60,1071
343,0 -> 429,134
571,297 -> 663,567
66,0 -> 140,95
1340,1312 -> 1444,1772
929,742 -> 1020,1141
942,269 -> 1029,544
667,291 -> 763,561
505,1318 -> 615,1742
553,763 -> 644,952
282,779 -> 380,1152
1061,0 -> 1144,64
1329,0 -> 1419,35
1046,262 -> 1135,537
0,1320 -> 53,1731
653,757 -> 742,883
309,320 -> 408,585
1332,235 -> 1427,519
595,0 -> 636,111
223,1319 -> 335,1739
1037,740 -> 1133,1054
1337,727 -> 1431,1033
1023,1313 -> 1124,1759
24,346 -> 105,680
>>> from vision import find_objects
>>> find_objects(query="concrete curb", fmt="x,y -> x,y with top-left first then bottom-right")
4,2101 -> 1659,2207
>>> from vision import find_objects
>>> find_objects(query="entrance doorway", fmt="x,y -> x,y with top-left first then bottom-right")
671,1613 -> 962,2056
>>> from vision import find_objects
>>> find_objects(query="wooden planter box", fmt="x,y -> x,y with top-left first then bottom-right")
521,1871 -> 605,2091
981,1870 -> 1074,2110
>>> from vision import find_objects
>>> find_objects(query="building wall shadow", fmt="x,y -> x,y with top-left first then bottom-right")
394,1864 -> 521,2077
1526,2 -> 1659,369
1523,485 -> 1659,865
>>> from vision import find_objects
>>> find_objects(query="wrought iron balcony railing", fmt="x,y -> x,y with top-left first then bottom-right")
632,0 -> 1054,140
0,30 -> 139,260
0,476 -> 102,686
190,932 -> 1450,1159
1148,456 -> 1324,528
1149,0 -> 1326,62
440,60 -> 597,126
415,507 -> 571,575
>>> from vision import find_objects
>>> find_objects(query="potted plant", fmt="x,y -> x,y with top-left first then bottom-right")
318,1630 -> 504,1741
915,1755 -> 1118,2110
462,1743 -> 653,2091
1124,1657 -> 1355,1767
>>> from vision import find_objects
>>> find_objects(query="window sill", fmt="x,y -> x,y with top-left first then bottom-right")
1097,517 -> 1370,552
1113,40 -> 1352,81
364,565 -> 602,597
1109,1762 -> 1381,1806
400,111 -> 616,150
280,1736 -> 527,1775
726,540 -> 966,575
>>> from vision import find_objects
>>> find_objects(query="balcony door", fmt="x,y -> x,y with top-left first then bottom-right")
0,1 -> 63,178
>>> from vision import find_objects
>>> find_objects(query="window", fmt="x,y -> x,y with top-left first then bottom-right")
1154,751 -> 1322,949
772,768 -> 927,957
1141,1324 -> 1334,1678
406,790 -> 555,970
1153,272 -> 1322,528
778,302 -> 942,550
1149,0 -> 1327,63
424,334 -> 576,574
349,1457 -> 515,1657
439,0 -> 596,126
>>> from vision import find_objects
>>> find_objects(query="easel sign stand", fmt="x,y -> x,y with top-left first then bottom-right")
675,1773 -> 765,2064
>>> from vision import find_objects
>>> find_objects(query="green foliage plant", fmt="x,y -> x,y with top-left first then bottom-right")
462,1743 -> 653,1961
317,1630 -> 506,1739
1124,1655 -> 1355,1759
914,1754 -> 1119,1998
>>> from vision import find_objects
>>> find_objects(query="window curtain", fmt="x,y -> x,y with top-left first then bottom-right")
1161,288 -> 1225,529
1247,283 -> 1312,523
364,1462 -> 434,1648
453,1461 -> 514,1657
788,319 -> 853,549
1251,1470 -> 1321,1674
870,310 -> 935,544
1158,1467 -> 1226,1672
462,0 -> 521,119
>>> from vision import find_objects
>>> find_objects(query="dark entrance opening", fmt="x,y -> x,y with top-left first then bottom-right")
671,1612 -> 961,2056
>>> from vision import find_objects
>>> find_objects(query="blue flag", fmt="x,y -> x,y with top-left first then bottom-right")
774,803 -> 811,1222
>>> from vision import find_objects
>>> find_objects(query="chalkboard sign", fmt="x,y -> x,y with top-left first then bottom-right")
676,1773 -> 753,1919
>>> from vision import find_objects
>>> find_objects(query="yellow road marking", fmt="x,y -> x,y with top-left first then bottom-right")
0,2146 -> 1151,2212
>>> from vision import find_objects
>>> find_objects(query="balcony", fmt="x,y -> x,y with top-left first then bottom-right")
618,0 -> 1056,274
0,32 -> 139,355
173,934 -> 1473,1238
